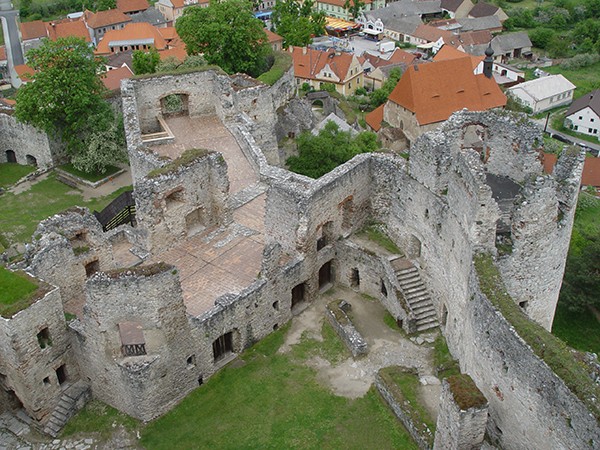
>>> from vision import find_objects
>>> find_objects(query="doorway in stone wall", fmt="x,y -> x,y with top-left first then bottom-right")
55,364 -> 68,386
319,260 -> 333,291
185,207 -> 206,237
5,150 -> 16,163
291,282 -> 306,312
25,154 -> 37,167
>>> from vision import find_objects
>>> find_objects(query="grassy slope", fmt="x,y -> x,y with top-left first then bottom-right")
0,172 -> 130,246
141,324 -> 418,450
0,163 -> 35,188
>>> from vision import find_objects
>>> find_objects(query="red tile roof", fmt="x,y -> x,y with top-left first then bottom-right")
364,48 -> 416,69
45,20 -> 91,42
458,30 -> 492,46
542,153 -> 557,175
95,22 -> 167,54
413,24 -> 456,44
84,9 -> 131,29
116,0 -> 150,13
366,104 -> 384,132
0,46 -> 6,61
15,64 -> 35,82
433,44 -> 483,71
159,46 -> 187,62
158,26 -> 178,41
20,20 -> 48,40
543,153 -> 600,187
264,28 -> 283,44
102,65 -> 133,91
290,46 -> 357,82
388,57 -> 506,125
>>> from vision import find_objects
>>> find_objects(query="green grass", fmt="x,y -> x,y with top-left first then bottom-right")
0,267 -> 39,318
359,223 -> 402,254
552,301 -> 600,354
545,62 -> 600,98
551,112 -> 600,145
257,51 -> 293,86
0,171 -> 131,246
383,311 -> 402,331
61,400 -> 140,439
474,253 -> 600,419
140,323 -> 418,450
59,164 -> 121,183
433,334 -> 460,379
378,367 -> 435,445
291,320 -> 350,366
0,163 -> 35,188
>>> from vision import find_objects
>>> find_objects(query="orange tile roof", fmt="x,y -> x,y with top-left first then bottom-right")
366,104 -> 384,132
45,20 -> 91,42
291,46 -> 356,83
0,46 -> 6,61
159,46 -> 187,62
116,0 -> 150,13
1,98 -> 16,106
158,27 -> 178,41
388,57 -> 506,126
95,22 -> 167,54
543,153 -> 600,187
20,20 -> 48,40
364,48 -> 416,69
458,30 -> 492,47
84,9 -> 131,29
102,65 -> 133,90
15,64 -> 35,82
264,28 -> 283,44
413,24 -> 456,44
433,44 -> 483,71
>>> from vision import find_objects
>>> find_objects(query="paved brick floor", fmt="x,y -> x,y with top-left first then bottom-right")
153,115 -> 258,194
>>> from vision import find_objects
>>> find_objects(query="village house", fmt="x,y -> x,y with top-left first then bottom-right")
468,1 -> 508,23
466,32 -> 532,62
361,48 -> 416,90
439,0 -> 473,19
368,52 -> 506,144
95,22 -> 169,55
564,89 -> 600,140
314,0 -> 384,22
156,0 -> 208,24
265,29 -> 284,52
290,46 -> 364,96
507,74 -> 575,114
116,0 -> 150,15
83,9 -> 132,45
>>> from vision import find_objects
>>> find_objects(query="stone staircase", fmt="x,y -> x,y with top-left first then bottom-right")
43,381 -> 91,437
392,259 -> 439,332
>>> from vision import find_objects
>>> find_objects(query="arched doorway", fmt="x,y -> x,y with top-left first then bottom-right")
25,154 -> 37,167
5,150 -> 16,163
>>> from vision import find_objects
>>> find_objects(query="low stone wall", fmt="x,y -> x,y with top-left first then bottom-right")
325,300 -> 367,358
375,371 -> 433,450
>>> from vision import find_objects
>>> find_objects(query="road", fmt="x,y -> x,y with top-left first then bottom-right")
532,117 -> 600,156
0,9 -> 25,87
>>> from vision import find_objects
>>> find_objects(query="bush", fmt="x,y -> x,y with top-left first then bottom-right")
528,27 -> 554,49
560,53 -> 600,70
257,51 -> 293,86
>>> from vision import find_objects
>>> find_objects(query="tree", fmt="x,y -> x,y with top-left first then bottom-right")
344,0 -> 365,20
286,121 -> 379,178
528,27 -> 554,49
15,37 -> 110,154
272,0 -> 326,47
369,67 -> 402,107
132,48 -> 161,75
176,0 -> 270,77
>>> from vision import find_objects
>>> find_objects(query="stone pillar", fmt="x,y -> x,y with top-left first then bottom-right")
433,375 -> 489,450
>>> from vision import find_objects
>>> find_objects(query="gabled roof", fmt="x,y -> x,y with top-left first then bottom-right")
456,16 -> 501,32
440,0 -> 467,12
45,20 -> 91,42
95,22 -> 167,54
20,20 -> 48,40
265,29 -> 283,44
363,48 -> 416,68
457,30 -> 492,46
290,46 -> 358,82
433,44 -> 483,71
158,26 -> 178,41
388,56 -> 506,125
413,23 -> 456,43
565,89 -> 600,118
84,9 -> 131,29
117,0 -> 150,13
128,7 -> 169,26
507,75 -> 575,102
159,46 -> 187,62
363,7 -> 423,35
366,104 -> 384,131
469,2 -> 498,17
491,32 -> 531,53
106,50 -> 133,68
389,0 -> 442,16
102,65 -> 133,91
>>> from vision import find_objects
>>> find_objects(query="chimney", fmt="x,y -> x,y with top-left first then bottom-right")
483,43 -> 493,79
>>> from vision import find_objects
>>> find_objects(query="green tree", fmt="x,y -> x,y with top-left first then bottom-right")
286,121 -> 379,178
15,37 -> 113,158
369,67 -> 402,107
132,48 -> 161,75
528,27 -> 554,49
72,118 -> 126,174
344,0 -> 365,20
272,0 -> 326,47
176,0 -> 270,76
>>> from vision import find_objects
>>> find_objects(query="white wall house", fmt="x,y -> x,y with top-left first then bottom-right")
564,89 -> 600,140
507,74 -> 575,114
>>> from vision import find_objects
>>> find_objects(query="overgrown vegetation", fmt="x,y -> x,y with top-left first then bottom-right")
544,61 -> 600,99
147,148 -> 213,178
271,0 -> 325,47
378,366 -> 435,445
433,334 -> 460,379
0,268 -> 41,318
447,375 -> 487,410
474,253 -> 600,419
358,223 -> 402,254
59,164 -> 120,183
257,51 -> 293,86
141,324 -> 418,449
286,121 -> 379,178
61,400 -> 140,439
0,163 -> 35,188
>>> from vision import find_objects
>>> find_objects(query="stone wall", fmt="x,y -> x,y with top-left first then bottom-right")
134,151 -> 231,254
72,264 -> 197,421
0,281 -> 75,423
0,113 -> 64,169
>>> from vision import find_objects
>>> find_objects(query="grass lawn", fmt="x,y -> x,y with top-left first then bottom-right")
140,323 -> 419,450
0,267 -> 39,318
58,164 -> 121,183
545,62 -> 600,98
0,171 -> 131,247
61,400 -> 139,440
0,163 -> 35,188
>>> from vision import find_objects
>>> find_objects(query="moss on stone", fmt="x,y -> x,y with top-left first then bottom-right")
447,374 -> 487,411
132,65 -> 226,80
147,148 -> 214,179
104,262 -> 174,279
0,268 -> 50,318
257,51 -> 293,86
474,253 -> 600,419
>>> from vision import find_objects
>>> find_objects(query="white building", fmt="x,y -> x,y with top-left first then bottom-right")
564,89 -> 600,140
506,74 -> 575,114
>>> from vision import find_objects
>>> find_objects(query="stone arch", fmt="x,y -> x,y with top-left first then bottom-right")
25,154 -> 37,167
461,123 -> 489,162
5,149 -> 16,163
160,92 -> 190,117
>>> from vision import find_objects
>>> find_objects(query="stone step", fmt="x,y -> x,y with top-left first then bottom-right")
415,309 -> 437,321
396,267 -> 418,276
405,289 -> 428,300
406,295 -> 431,307
416,316 -> 439,328
399,280 -> 424,290
413,304 -> 435,315
404,285 -> 427,296
417,320 -> 439,332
